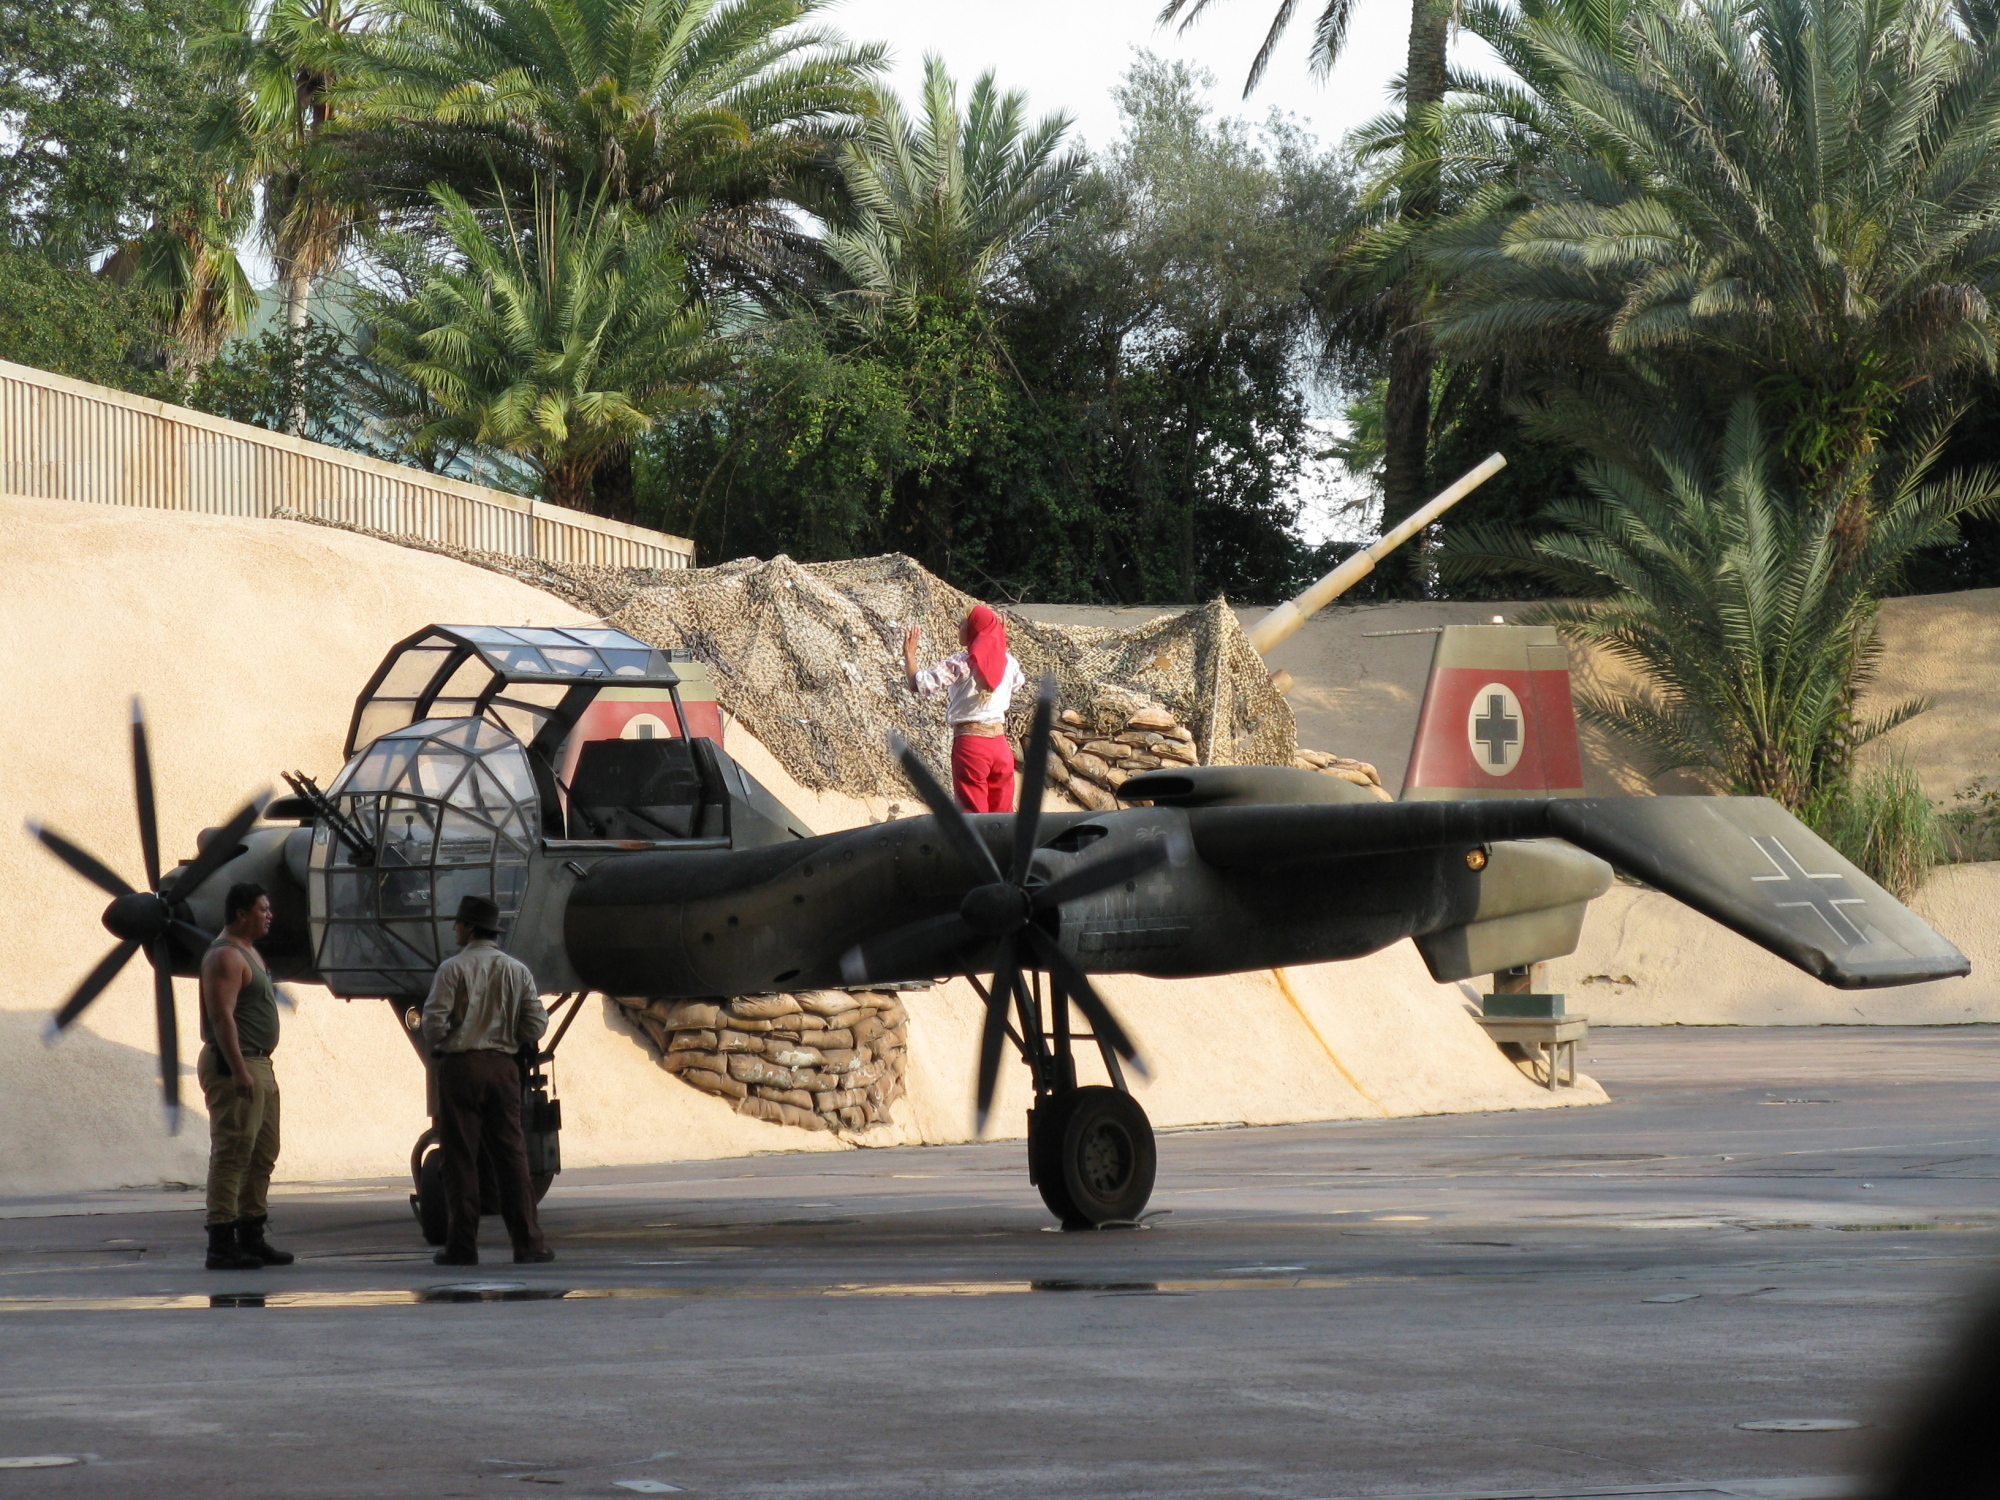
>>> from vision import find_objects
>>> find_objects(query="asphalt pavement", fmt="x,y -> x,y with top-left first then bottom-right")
1,1025 -> 1996,1499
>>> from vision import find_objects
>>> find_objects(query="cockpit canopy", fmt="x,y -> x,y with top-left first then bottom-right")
310,716 -> 537,998
346,624 -> 684,758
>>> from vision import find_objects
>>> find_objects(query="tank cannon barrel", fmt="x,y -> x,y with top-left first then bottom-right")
1246,452 -> 1508,656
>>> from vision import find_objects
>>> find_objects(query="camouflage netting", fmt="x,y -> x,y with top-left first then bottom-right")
282,513 -> 1298,800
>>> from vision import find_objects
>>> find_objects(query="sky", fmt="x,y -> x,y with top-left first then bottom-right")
822,0 -> 1419,158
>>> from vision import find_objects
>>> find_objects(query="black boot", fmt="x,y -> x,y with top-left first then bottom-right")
205,1222 -> 262,1271
236,1216 -> 293,1267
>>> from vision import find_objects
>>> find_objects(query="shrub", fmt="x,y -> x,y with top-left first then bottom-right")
1807,760 -> 1943,902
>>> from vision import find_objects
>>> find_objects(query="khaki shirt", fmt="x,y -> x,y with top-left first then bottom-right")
421,940 -> 548,1055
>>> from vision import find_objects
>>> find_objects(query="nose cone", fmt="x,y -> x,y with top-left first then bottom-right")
960,881 -> 1031,937
102,891 -> 169,944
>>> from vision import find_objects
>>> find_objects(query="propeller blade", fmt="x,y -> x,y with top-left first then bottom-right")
1009,677 -> 1056,887
171,918 -> 213,951
131,698 -> 161,891
159,792 -> 268,903
974,934 -> 1020,1130
149,940 -> 182,1134
1026,926 -> 1145,1074
1031,831 -> 1188,911
839,911 -> 973,987
28,823 -> 135,899
891,735 -> 1002,886
46,940 -> 142,1038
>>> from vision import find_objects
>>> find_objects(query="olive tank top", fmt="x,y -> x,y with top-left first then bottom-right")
200,938 -> 281,1056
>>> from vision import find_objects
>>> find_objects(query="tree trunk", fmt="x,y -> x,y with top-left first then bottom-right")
590,449 -> 637,525
284,269 -> 310,438
1376,0 -> 1453,596
544,459 -> 597,515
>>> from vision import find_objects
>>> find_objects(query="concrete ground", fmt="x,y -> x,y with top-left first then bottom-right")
1,1027 -> 1995,1500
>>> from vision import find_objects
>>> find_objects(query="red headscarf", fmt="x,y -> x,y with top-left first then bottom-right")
960,604 -> 1007,692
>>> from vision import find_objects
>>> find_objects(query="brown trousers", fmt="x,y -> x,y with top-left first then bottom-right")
435,1049 -> 546,1258
199,1049 -> 279,1227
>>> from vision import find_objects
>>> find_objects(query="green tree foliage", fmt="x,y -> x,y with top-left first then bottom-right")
1447,397 -> 2000,809
367,186 -> 712,517
1430,0 -> 2000,548
343,0 -> 881,299
639,57 -> 1350,602
822,56 -> 1080,319
0,0 -> 211,262
182,318 -> 372,446
1160,0 -> 1459,590
0,247 -> 164,389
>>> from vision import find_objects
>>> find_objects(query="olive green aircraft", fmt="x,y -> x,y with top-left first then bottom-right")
30,622 -> 1969,1232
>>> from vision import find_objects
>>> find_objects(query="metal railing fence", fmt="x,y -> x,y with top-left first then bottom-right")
0,359 -> 695,569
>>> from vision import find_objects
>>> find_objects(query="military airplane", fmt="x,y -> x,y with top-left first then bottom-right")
30,621 -> 1969,1231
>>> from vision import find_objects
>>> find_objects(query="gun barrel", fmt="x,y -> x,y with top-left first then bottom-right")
1246,453 -> 1507,656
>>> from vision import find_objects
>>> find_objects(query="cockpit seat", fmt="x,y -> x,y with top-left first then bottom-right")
567,737 -> 729,841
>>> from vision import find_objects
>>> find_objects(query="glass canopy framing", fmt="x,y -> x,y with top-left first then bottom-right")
309,716 -> 539,999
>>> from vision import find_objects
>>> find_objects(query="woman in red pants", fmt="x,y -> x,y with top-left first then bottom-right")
904,604 -> 1027,812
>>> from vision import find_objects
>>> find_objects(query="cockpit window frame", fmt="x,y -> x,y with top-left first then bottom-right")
344,624 -> 686,761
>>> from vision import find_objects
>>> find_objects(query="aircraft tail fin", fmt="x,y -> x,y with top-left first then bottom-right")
1402,624 -> 1585,801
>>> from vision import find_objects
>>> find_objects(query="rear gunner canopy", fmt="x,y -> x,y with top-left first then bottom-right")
345,624 -> 686,758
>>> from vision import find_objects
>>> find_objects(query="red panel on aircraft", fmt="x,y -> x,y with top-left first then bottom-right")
1405,665 -> 1583,795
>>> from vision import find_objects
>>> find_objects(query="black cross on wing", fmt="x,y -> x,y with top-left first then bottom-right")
1472,693 -> 1520,767
1749,835 -> 1870,948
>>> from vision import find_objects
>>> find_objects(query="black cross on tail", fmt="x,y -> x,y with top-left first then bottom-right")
1749,835 -> 1870,947
1473,693 -> 1520,767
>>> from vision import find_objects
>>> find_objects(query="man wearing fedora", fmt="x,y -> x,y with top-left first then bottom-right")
420,893 -> 554,1266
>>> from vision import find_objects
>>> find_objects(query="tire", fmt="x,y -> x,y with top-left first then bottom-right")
1028,1103 -> 1081,1225
1040,1086 -> 1156,1228
531,1172 -> 553,1203
413,1143 -> 450,1247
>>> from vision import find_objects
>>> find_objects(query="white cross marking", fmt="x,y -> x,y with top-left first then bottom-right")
1749,835 -> 1870,947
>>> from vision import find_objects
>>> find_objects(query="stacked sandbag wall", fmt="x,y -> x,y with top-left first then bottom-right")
1043,695 -> 1393,810
617,991 -> 910,1134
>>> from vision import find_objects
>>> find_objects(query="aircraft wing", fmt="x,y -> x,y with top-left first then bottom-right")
1545,797 -> 1967,989
1179,794 -> 1969,990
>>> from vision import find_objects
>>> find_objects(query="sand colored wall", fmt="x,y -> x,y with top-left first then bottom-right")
0,494 -> 1593,1197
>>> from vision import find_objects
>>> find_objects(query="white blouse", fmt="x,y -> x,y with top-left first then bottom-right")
913,650 -> 1027,727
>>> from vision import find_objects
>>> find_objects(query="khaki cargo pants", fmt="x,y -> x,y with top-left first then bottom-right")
199,1048 -> 280,1227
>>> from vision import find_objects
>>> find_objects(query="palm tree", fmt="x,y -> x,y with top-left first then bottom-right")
1430,0 -> 2000,549
1445,395 -> 1999,811
103,178 -> 259,375
805,57 -> 1078,574
200,0 -> 376,430
367,185 -> 713,516
822,55 -> 1081,319
1159,0 -> 1455,576
342,0 -> 882,299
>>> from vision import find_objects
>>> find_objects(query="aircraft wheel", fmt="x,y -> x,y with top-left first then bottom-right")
532,1172 -> 554,1203
1035,1086 -> 1156,1228
1028,1103 -> 1082,1226
412,1140 -> 450,1246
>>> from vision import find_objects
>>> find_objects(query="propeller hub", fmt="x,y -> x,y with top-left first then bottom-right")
960,881 -> 1032,937
102,892 -> 170,944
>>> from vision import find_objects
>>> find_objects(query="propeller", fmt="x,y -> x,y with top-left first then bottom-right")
28,698 -> 267,1133
842,678 -> 1186,1131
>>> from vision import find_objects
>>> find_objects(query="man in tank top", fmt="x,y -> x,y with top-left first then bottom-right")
198,882 -> 294,1272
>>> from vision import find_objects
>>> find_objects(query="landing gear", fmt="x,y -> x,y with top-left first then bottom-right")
409,1130 -> 558,1246
400,996 -> 576,1247
1030,1086 -> 1157,1227
993,964 -> 1156,1228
